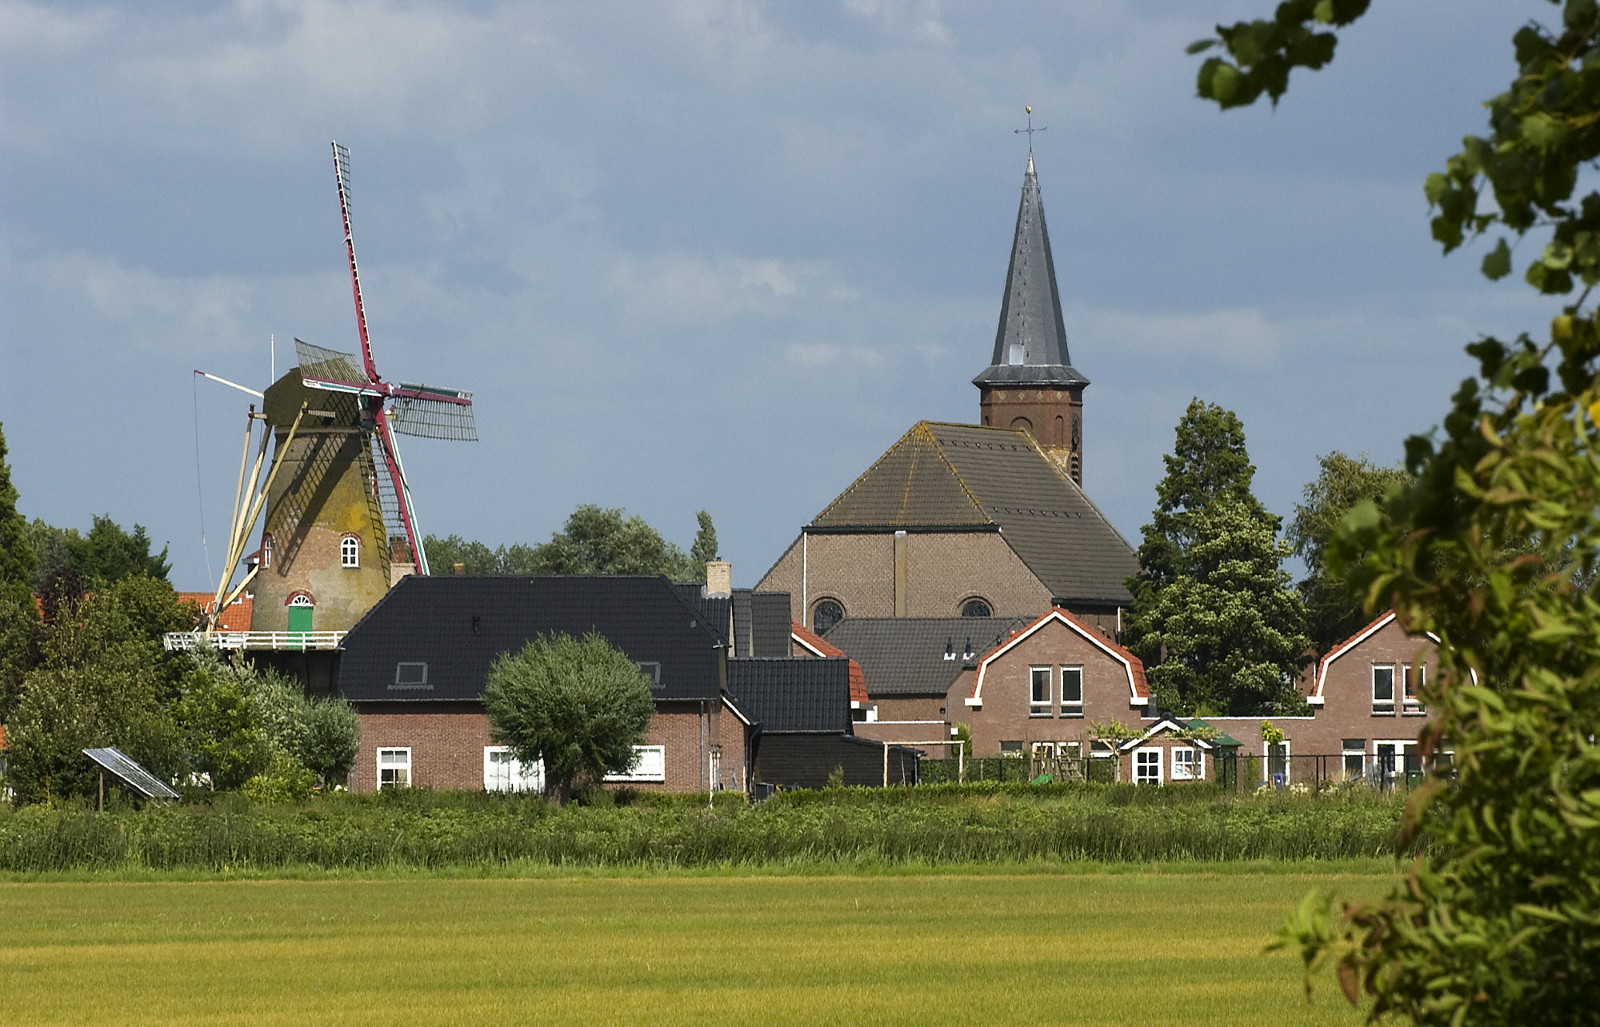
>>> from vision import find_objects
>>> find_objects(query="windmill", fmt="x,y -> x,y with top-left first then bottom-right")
199,142 -> 476,640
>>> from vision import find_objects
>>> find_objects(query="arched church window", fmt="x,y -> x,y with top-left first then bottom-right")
961,597 -> 993,618
812,598 -> 844,635
340,533 -> 361,569
1010,416 -> 1033,434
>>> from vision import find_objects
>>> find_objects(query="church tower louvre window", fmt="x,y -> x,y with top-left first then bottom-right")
972,147 -> 1088,485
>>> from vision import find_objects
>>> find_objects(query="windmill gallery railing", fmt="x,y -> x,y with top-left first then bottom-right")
162,630 -> 346,652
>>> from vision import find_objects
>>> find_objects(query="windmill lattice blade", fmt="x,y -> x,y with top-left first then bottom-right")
293,338 -> 368,387
388,390 -> 478,441
367,432 -> 412,555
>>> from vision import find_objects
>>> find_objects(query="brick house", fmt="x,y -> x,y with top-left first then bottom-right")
338,575 -> 750,794
1197,611 -> 1442,787
953,608 -> 1151,761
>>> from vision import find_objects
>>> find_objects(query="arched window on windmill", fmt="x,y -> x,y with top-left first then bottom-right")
340,533 -> 361,569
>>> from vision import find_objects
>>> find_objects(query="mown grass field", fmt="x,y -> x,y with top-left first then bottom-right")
0,868 -> 1388,1025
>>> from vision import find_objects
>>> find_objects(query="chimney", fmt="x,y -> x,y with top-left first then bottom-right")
704,560 -> 732,598
452,562 -> 466,576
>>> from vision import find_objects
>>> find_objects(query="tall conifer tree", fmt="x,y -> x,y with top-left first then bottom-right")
1126,399 -> 1308,714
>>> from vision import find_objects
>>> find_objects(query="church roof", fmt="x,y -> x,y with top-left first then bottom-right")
809,421 -> 1137,605
972,155 -> 1088,389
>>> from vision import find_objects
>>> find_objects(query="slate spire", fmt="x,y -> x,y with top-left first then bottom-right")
973,155 -> 1086,387
973,153 -> 1089,485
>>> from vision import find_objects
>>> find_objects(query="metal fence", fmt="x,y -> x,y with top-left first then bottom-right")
916,751 -> 1445,791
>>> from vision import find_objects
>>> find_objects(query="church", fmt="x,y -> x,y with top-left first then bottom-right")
756,154 -> 1139,641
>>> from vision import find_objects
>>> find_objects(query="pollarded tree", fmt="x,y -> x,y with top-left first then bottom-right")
482,631 -> 656,804
1196,3 -> 1600,1021
1138,497 -> 1309,715
1125,399 -> 1308,713
1286,452 -> 1411,652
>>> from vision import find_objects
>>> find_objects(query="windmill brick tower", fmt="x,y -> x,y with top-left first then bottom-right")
249,144 -> 477,636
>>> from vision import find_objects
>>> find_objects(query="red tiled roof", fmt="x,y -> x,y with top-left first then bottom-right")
791,621 -> 870,705
175,592 -> 255,632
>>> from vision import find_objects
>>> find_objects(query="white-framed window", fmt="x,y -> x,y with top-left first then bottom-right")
483,746 -> 544,793
340,534 -> 360,568
1171,747 -> 1203,781
1133,747 -> 1163,785
1264,741 -> 1291,786
1342,738 -> 1366,781
1372,664 -> 1396,715
1401,663 -> 1427,714
999,740 -> 1024,755
1029,666 -> 1051,716
1059,666 -> 1084,718
604,745 -> 666,783
377,747 -> 411,789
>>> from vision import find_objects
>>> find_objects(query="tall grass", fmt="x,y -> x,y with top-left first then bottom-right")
0,784 -> 1414,873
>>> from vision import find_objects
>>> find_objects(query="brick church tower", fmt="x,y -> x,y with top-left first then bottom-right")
972,154 -> 1088,484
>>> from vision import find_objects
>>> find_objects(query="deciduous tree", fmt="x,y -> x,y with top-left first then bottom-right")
1286,452 -> 1410,651
482,631 -> 655,804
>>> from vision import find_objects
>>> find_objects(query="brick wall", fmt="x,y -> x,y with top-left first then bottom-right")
759,531 -> 1052,626
351,700 -> 751,794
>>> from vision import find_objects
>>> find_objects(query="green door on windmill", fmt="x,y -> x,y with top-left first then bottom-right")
287,602 -> 313,648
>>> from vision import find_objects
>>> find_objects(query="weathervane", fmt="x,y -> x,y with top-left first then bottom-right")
1014,104 -> 1046,155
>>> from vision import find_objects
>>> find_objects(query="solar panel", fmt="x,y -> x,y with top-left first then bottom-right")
82,747 -> 180,800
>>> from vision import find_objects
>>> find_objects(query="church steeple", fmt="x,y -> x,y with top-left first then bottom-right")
973,152 -> 1089,484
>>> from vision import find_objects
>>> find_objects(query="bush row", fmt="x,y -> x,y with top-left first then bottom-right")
0,785 -> 1416,872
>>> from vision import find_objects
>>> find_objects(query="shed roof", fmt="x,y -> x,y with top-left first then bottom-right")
727,657 -> 853,734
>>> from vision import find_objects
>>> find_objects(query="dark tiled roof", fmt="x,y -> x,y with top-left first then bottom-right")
727,657 -> 852,734
338,575 -> 726,703
810,422 -> 1137,604
822,615 -> 1029,697
972,155 -> 1087,388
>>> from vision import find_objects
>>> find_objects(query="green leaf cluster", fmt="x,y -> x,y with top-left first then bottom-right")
1197,2 -> 1600,1021
482,631 -> 656,804
0,423 -> 36,603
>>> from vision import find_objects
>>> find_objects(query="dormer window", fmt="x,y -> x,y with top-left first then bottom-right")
340,534 -> 361,569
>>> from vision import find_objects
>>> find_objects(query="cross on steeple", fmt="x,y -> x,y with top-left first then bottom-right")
1014,104 -> 1046,155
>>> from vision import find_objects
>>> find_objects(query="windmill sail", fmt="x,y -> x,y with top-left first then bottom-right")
388,385 -> 477,440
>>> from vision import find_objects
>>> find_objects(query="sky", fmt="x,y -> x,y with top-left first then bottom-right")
0,0 -> 1557,593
